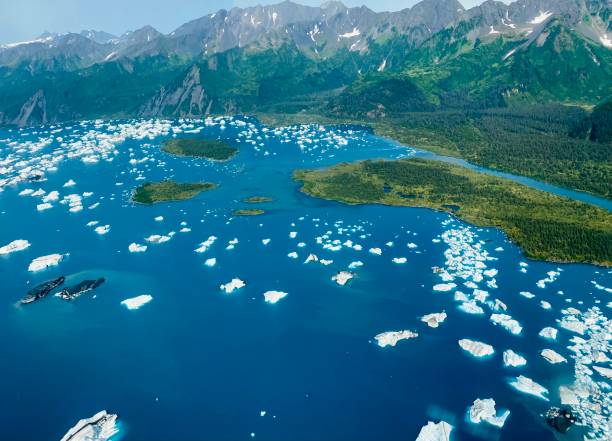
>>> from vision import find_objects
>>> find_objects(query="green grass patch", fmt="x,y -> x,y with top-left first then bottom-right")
162,138 -> 238,161
294,158 -> 612,266
133,181 -> 217,204
242,196 -> 273,203
232,209 -> 265,216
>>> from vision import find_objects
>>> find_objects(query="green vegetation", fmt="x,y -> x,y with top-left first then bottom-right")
373,106 -> 612,197
243,196 -> 273,203
232,209 -> 265,216
162,138 -> 238,161
294,158 -> 612,266
133,181 -> 217,204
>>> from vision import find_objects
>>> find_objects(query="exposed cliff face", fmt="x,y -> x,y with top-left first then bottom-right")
12,89 -> 47,127
138,65 -> 212,117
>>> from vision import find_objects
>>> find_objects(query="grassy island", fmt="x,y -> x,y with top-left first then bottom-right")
232,209 -> 265,216
162,138 -> 238,161
294,158 -> 612,266
133,181 -> 217,204
242,196 -> 273,203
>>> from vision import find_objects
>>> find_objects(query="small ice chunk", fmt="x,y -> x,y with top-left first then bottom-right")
392,257 -> 407,264
374,330 -> 418,347
433,283 -> 456,292
121,294 -> 153,310
458,339 -> 494,357
262,238 -> 271,245
369,247 -> 382,255
63,179 -> 76,187
37,202 -> 53,211
59,410 -> 118,441
128,243 -> 147,253
468,398 -> 510,427
348,261 -> 363,269
541,349 -> 567,364
459,302 -> 484,315
287,251 -> 298,259
421,312 -> 447,328
538,327 -> 557,340
263,291 -> 288,304
304,253 -> 318,264
509,375 -> 549,400
289,231 -> 297,239
332,271 -> 354,286
490,314 -> 522,335
503,350 -> 527,367
204,258 -> 217,267
220,278 -> 246,294
154,216 -> 164,222
28,253 -> 66,271
0,239 -> 30,255
94,225 -> 110,235
593,366 -> 612,380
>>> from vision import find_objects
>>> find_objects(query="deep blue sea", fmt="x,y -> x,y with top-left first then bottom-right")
0,117 -> 609,441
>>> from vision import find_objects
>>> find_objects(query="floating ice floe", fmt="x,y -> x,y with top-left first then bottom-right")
28,253 -> 66,272
348,261 -> 363,269
262,238 -> 271,245
458,339 -> 494,357
508,375 -> 549,400
146,234 -> 171,244
369,247 -> 382,255
558,309 -> 588,335
538,327 -> 558,340
468,398 -> 510,428
332,271 -> 354,286
458,301 -> 485,315
204,258 -> 216,267
540,301 -> 552,310
433,283 -> 456,292
392,257 -> 407,264
415,421 -> 452,441
593,365 -> 612,380
62,179 -> 76,188
128,243 -> 147,253
490,314 -> 522,335
60,410 -> 118,441
263,291 -> 288,304
195,236 -> 217,253
374,330 -> 418,347
154,216 -> 163,221
519,291 -> 535,299
304,253 -> 318,264
94,224 -> 110,235
37,202 -> 53,211
0,239 -> 30,255
421,312 -> 447,328
287,251 -> 298,259
220,278 -> 246,294
289,231 -> 297,239
503,350 -> 527,367
541,349 -> 567,364
121,294 -> 153,310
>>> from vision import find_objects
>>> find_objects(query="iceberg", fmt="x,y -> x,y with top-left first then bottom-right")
60,410 -> 118,441
538,327 -> 558,340
374,330 -> 418,347
304,253 -> 318,264
415,421 -> 452,441
121,294 -> 153,310
421,312 -> 447,328
541,349 -> 567,364
0,239 -> 30,255
332,271 -> 354,286
369,247 -> 382,255
94,224 -> 110,235
263,291 -> 288,304
204,258 -> 217,267
195,235 -> 217,253
458,339 -> 494,357
509,375 -> 549,400
593,366 -> 612,380
220,278 -> 246,294
37,202 -> 53,211
433,283 -> 456,292
28,253 -> 66,272
262,238 -> 271,245
490,314 -> 522,335
287,251 -> 298,259
348,261 -> 363,269
458,302 -> 484,315
503,350 -> 527,367
468,398 -> 510,427
128,243 -> 147,253
392,257 -> 407,264
154,216 -> 164,221
62,179 -> 76,187
145,234 -> 171,244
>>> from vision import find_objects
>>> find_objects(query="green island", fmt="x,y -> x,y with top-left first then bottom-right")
232,209 -> 266,216
294,158 -> 612,266
242,196 -> 273,203
133,180 -> 217,204
161,138 -> 238,161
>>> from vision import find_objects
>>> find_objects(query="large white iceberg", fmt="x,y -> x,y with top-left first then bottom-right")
538,327 -> 558,340
458,339 -> 494,357
27,253 -> 66,272
263,291 -> 288,304
468,398 -> 510,427
541,349 -> 567,364
332,271 -> 354,286
121,294 -> 153,310
374,330 -> 418,347
490,314 -> 522,335
220,278 -> 246,294
508,375 -> 549,400
503,350 -> 527,367
415,421 -> 452,441
0,239 -> 30,255
60,410 -> 118,441
421,312 -> 447,328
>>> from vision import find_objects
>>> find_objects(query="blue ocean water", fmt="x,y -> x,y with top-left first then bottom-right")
0,117 -> 609,441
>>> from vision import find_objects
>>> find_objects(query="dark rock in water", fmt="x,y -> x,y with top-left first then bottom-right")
57,278 -> 105,301
21,276 -> 65,304
546,407 -> 576,433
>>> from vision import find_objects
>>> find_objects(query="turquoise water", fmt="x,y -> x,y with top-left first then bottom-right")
0,117 -> 609,441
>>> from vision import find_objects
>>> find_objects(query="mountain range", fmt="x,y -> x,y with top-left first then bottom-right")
0,0 -> 610,126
